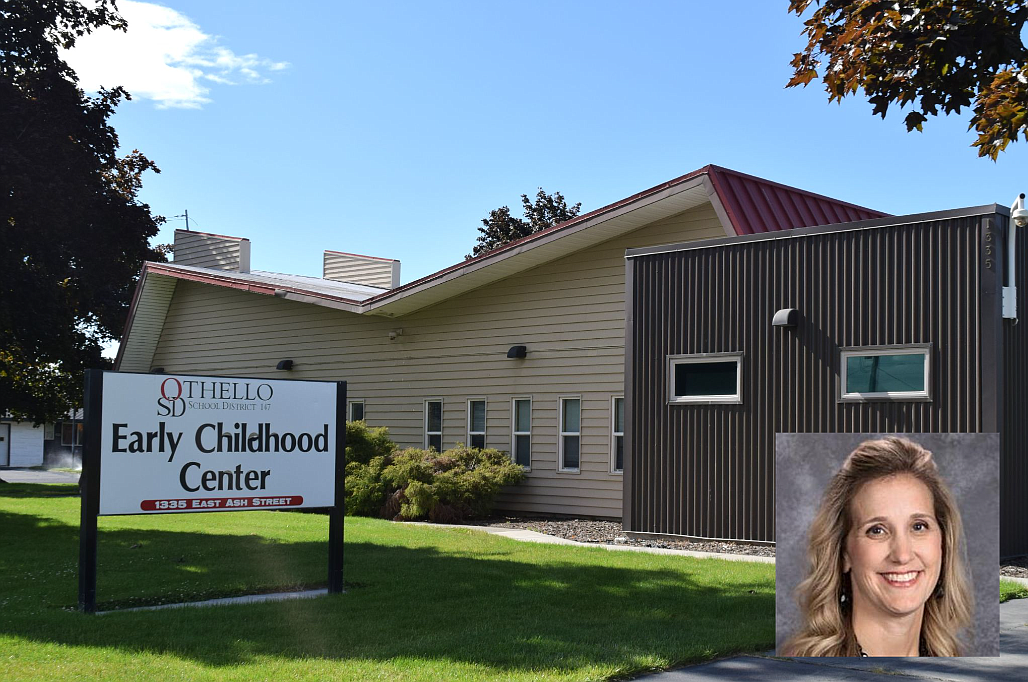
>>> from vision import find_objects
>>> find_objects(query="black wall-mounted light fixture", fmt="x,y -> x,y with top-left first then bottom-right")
772,308 -> 799,328
150,367 -> 165,374
276,359 -> 294,370
506,345 -> 527,359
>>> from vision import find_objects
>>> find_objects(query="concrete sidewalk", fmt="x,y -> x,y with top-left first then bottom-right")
0,467 -> 80,484
640,598 -> 1028,681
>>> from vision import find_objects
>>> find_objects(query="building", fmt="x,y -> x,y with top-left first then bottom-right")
115,165 -> 883,518
624,204 -> 1028,557
0,418 -> 44,468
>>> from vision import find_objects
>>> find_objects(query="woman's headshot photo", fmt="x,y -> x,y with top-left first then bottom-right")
775,433 -> 1000,658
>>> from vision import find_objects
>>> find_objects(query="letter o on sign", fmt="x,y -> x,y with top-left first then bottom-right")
160,378 -> 183,400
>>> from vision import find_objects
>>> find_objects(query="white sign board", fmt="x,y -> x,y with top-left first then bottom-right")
98,373 -> 338,515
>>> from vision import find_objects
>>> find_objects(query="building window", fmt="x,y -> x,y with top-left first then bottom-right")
511,398 -> 531,468
425,400 -> 442,451
559,397 -> 581,472
61,422 -> 83,447
840,345 -> 931,401
467,399 -> 486,449
348,400 -> 365,422
611,396 -> 624,474
667,353 -> 743,404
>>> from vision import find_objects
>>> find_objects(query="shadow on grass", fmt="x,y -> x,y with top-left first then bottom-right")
1,508 -> 774,676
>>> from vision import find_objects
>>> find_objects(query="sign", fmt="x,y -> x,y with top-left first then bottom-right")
78,370 -> 346,612
98,373 -> 337,515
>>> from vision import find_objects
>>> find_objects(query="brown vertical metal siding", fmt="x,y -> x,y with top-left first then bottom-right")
1002,216 -> 1028,556
628,217 -> 985,544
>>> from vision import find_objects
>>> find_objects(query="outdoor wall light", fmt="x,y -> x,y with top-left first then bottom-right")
772,308 -> 799,328
150,367 -> 165,374
276,359 -> 294,370
507,345 -> 527,359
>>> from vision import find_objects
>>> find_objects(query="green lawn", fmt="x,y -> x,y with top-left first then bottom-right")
1001,578 -> 1028,603
0,482 -> 775,681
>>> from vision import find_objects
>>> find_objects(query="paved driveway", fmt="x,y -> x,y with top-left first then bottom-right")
642,598 -> 1028,680
0,468 -> 80,484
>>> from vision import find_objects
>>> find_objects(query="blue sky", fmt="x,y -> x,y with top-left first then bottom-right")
66,1 -> 1027,284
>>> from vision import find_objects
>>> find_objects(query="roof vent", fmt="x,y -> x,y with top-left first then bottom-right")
772,308 -> 799,328
173,230 -> 251,272
323,251 -> 400,289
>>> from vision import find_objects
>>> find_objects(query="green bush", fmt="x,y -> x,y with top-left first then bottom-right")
381,445 -> 526,522
345,420 -> 396,466
344,456 -> 389,517
342,427 -> 526,522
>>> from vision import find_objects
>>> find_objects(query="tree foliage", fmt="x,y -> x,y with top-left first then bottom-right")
468,188 -> 582,258
1,0 -> 165,423
787,0 -> 1028,159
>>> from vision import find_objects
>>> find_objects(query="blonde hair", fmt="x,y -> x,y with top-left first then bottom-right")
783,437 -> 973,656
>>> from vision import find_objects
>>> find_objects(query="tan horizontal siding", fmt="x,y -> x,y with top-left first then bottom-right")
151,203 -> 723,517
173,230 -> 248,271
324,252 -> 398,288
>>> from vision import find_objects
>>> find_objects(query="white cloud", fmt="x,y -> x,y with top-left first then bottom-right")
61,1 -> 289,109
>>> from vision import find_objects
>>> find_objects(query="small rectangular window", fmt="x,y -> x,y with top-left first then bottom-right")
559,397 -> 581,472
467,399 -> 486,449
425,400 -> 442,451
840,345 -> 931,401
348,400 -> 365,422
61,422 -> 83,447
511,398 -> 531,468
667,353 -> 743,404
611,396 -> 624,473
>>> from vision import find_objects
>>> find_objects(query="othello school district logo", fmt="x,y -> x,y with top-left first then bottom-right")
157,378 -> 186,417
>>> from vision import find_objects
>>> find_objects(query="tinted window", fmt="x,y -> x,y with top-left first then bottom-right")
846,354 -> 925,393
673,361 -> 737,397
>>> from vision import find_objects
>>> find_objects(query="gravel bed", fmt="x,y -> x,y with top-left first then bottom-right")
469,517 -> 1028,570
470,517 -> 776,557
1001,557 -> 1028,579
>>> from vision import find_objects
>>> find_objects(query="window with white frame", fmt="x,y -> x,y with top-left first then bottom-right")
425,400 -> 442,451
840,345 -> 931,401
348,400 -> 365,422
559,397 -> 581,472
511,398 -> 531,468
467,399 -> 486,449
611,396 -> 624,473
667,353 -> 743,404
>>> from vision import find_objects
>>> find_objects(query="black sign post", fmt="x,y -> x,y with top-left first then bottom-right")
78,369 -> 104,613
328,381 -> 347,593
77,371 -> 347,612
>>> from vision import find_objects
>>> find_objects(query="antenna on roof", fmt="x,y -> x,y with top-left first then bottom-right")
172,209 -> 191,231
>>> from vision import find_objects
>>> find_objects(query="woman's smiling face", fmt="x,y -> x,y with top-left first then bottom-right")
843,473 -> 943,619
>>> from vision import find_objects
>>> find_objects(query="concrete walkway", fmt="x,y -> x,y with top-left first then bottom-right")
98,588 -> 329,615
640,598 -> 1028,681
0,467 -> 80,484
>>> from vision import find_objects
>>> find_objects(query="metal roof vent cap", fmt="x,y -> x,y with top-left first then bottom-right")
772,308 -> 799,328
507,345 -> 527,359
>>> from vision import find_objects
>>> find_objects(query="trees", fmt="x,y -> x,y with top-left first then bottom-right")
469,188 -> 582,258
1,0 -> 165,423
787,0 -> 1028,159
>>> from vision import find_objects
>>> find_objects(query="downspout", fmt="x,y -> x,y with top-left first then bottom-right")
1003,193 -> 1027,320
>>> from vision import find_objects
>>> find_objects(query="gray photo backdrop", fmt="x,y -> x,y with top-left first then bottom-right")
775,433 -> 1000,657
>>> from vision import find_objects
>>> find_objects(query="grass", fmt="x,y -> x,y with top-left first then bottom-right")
1000,578 -> 1028,603
0,481 -> 775,681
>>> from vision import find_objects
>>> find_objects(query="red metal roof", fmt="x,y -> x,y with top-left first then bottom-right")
706,165 -> 886,235
365,165 -> 887,304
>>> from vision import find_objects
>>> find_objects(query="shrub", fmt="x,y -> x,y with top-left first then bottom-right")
341,429 -> 526,522
344,456 -> 389,517
345,420 -> 396,466
379,445 -> 525,522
